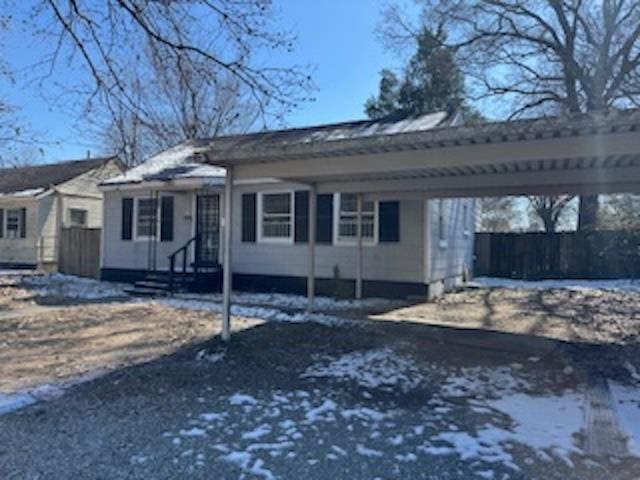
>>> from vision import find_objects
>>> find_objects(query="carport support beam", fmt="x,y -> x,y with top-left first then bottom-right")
307,183 -> 317,312
356,193 -> 363,299
222,166 -> 234,342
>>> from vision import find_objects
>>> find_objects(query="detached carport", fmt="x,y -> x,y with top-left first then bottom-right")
199,109 -> 640,340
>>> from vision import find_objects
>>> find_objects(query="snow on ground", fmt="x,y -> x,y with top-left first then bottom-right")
161,297 -> 355,327
474,277 -> 640,292
0,370 -> 108,416
440,365 -> 532,399
609,381 -> 640,456
165,388 -> 401,478
20,273 -> 128,300
302,347 -> 425,393
171,291 -> 401,313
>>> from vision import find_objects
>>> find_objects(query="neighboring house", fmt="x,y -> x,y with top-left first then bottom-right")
0,157 -> 125,270
99,111 -> 475,299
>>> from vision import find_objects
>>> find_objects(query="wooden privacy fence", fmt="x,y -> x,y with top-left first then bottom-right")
475,231 -> 640,279
58,227 -> 101,279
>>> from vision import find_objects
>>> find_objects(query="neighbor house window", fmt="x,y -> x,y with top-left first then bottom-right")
136,198 -> 158,239
336,193 -> 376,243
260,192 -> 293,241
6,209 -> 22,239
68,208 -> 88,227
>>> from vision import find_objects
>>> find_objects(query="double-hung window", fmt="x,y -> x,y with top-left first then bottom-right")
260,192 -> 293,242
136,198 -> 158,239
6,209 -> 22,239
336,193 -> 376,243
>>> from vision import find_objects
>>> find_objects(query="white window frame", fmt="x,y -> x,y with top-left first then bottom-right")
68,208 -> 88,228
333,193 -> 378,246
134,196 -> 160,241
5,208 -> 23,239
257,191 -> 295,244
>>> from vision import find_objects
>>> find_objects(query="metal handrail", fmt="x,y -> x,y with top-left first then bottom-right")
168,234 -> 199,293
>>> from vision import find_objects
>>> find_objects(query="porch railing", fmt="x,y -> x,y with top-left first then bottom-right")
168,234 -> 199,293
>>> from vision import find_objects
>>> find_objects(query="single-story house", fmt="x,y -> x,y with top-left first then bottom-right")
0,156 -> 125,270
99,110 -> 475,298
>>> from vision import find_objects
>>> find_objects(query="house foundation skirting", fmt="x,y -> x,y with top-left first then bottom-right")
100,268 -> 428,299
233,273 -> 428,300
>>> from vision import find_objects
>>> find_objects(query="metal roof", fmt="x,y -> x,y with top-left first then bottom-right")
199,109 -> 640,166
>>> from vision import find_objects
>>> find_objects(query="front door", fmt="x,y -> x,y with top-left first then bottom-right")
195,194 -> 220,266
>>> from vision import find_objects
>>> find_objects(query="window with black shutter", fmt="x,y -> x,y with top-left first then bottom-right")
241,193 -> 257,242
160,196 -> 174,242
121,198 -> 133,241
379,201 -> 400,242
19,208 -> 26,238
316,194 -> 333,244
294,191 -> 309,243
0,208 -> 4,238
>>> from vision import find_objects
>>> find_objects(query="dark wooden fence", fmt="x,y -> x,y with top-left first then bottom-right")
475,231 -> 640,279
58,227 -> 102,279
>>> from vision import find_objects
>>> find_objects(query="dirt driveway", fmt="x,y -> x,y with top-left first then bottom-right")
0,275 -> 258,393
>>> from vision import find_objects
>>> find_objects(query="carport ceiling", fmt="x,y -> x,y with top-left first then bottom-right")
200,109 -> 640,197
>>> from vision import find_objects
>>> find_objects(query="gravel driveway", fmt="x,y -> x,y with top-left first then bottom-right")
1,275 -> 640,479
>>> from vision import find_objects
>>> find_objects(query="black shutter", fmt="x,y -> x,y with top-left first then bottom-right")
379,201 -> 400,242
242,193 -> 257,242
316,194 -> 333,244
19,208 -> 26,238
160,196 -> 174,242
121,198 -> 133,241
294,190 -> 309,243
0,208 -> 3,238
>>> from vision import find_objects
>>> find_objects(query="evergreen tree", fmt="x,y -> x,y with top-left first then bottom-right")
365,28 -> 470,119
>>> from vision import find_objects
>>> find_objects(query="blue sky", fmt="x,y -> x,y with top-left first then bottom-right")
2,0 -> 404,163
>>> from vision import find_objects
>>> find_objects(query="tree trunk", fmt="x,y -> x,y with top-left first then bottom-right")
578,195 -> 599,231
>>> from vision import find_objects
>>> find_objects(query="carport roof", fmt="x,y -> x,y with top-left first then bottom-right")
199,108 -> 640,165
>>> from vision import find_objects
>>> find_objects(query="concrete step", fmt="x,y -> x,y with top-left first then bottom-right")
134,280 -> 171,290
124,287 -> 170,297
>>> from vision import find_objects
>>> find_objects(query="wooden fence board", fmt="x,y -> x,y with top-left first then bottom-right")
59,227 -> 101,279
475,231 -> 640,279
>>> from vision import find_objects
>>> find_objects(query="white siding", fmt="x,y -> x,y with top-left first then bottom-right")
232,184 -> 425,283
102,188 -> 214,271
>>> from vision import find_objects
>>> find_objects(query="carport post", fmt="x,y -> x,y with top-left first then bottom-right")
222,166 -> 234,342
356,193 -> 363,299
307,183 -> 317,312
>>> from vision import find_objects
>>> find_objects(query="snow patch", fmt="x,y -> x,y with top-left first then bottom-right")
22,273 -> 128,300
609,381 -> 640,456
302,347 -> 424,392
161,297 -> 351,327
242,424 -> 272,440
230,393 -> 258,406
